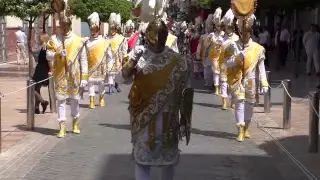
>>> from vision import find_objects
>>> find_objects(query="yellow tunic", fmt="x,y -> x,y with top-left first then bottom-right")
206,31 -> 224,74
86,36 -> 110,82
166,33 -> 179,53
219,34 -> 239,81
47,33 -> 88,100
227,41 -> 268,101
107,33 -> 128,74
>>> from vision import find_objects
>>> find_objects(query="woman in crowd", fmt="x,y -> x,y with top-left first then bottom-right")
32,33 -> 50,114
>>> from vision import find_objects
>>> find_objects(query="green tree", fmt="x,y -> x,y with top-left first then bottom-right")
8,0 -> 50,77
69,0 -> 133,24
191,0 -> 212,9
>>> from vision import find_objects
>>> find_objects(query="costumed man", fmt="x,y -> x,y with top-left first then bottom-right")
86,12 -> 110,109
184,22 -> 193,55
202,14 -> 214,87
192,16 -> 203,79
219,9 -> 239,110
122,0 -> 193,179
225,12 -> 268,142
126,19 -> 140,53
47,0 -> 88,138
196,15 -> 212,86
106,13 -> 128,94
210,7 -> 224,95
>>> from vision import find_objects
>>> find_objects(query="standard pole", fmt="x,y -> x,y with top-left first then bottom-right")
308,91 -> 319,153
282,79 -> 291,130
48,75 -> 56,113
264,71 -> 271,113
27,79 -> 35,130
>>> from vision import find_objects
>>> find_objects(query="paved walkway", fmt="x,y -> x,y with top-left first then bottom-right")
0,78 -> 314,180
0,77 -> 55,152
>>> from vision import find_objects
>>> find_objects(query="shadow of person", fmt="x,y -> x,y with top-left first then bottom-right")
14,124 -> 59,136
191,128 -> 236,139
193,102 -> 221,109
15,108 -> 27,114
95,153 -> 285,180
99,123 -> 130,130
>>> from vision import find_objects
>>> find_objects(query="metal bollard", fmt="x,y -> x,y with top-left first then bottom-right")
48,76 -> 56,113
308,91 -> 319,153
282,79 -> 292,130
27,79 -> 35,130
264,71 -> 271,113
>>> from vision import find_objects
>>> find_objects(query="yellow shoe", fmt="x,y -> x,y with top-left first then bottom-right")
99,95 -> 105,107
244,123 -> 251,138
231,103 -> 235,109
57,122 -> 67,138
221,98 -> 228,110
236,125 -> 245,142
89,96 -> 95,109
214,85 -> 220,96
72,118 -> 80,134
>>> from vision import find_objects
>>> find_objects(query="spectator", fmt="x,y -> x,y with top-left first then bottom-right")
259,27 -> 271,67
32,34 -> 50,114
303,24 -> 320,75
275,23 -> 290,68
15,26 -> 27,65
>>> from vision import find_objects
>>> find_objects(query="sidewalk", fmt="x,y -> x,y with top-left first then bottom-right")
250,85 -> 320,179
0,77 -> 55,152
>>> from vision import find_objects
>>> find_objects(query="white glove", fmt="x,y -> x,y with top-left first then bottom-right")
60,49 -> 67,57
80,80 -> 87,87
260,86 -> 268,94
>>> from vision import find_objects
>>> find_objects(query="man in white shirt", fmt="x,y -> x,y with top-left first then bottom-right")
275,24 -> 290,68
259,27 -> 270,67
15,26 -> 27,65
303,24 -> 320,75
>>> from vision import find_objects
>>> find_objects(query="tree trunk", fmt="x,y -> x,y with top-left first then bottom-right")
28,20 -> 34,78
52,14 -> 56,35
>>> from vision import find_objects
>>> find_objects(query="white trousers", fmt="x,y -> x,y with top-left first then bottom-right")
306,50 -> 319,73
57,99 -> 80,122
203,66 -> 213,86
88,82 -> 104,97
213,73 -> 220,86
135,164 -> 174,180
105,74 -> 115,85
234,100 -> 254,126
220,81 -> 228,98
16,43 -> 27,64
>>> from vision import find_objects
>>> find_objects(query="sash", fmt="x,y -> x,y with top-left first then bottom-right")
128,32 -> 139,50
88,39 -> 109,75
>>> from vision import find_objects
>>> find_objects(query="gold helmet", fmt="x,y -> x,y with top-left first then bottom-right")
137,0 -> 169,52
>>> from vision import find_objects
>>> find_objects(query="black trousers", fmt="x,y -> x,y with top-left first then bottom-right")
34,83 -> 44,109
279,42 -> 289,67
261,44 -> 269,67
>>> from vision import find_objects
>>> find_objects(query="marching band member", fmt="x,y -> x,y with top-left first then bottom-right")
106,13 -> 128,94
184,22 -> 193,55
193,17 -> 203,79
219,9 -> 239,110
126,19 -> 140,53
86,12 -> 110,109
122,0 -> 193,178
202,14 -> 214,87
225,14 -> 268,142
47,2 -> 88,138
210,7 -> 224,95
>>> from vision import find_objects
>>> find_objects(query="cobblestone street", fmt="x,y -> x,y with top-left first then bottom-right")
0,79 -> 314,180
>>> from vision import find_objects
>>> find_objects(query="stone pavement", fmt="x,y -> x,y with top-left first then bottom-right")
0,77 -> 55,152
0,78 -> 313,180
